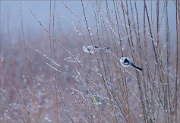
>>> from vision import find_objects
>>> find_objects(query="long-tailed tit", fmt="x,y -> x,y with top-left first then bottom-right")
83,45 -> 110,54
83,45 -> 98,54
120,57 -> 142,71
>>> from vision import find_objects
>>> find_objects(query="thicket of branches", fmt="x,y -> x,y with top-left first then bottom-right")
0,1 -> 179,123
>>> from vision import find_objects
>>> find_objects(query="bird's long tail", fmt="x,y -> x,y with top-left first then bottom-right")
131,63 -> 143,71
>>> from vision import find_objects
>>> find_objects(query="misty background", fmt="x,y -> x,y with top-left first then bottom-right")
0,1 -> 176,43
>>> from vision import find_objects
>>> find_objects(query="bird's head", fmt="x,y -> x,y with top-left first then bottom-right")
120,57 -> 131,67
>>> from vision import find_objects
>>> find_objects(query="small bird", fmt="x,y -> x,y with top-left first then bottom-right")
83,45 -> 110,54
83,45 -> 98,54
120,57 -> 142,71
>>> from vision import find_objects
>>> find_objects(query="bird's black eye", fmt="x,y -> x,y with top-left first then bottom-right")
94,46 -> 98,48
124,58 -> 129,63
